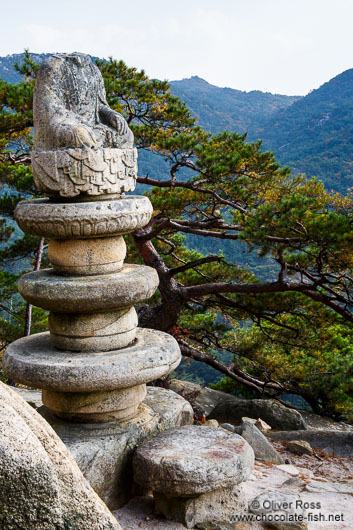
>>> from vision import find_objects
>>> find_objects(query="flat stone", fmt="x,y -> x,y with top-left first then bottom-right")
3,328 -> 181,392
40,387 -> 194,509
240,420 -> 284,464
18,264 -> 158,313
305,480 -> 353,494
133,425 -> 254,497
282,477 -> 306,489
32,147 -> 137,199
155,484 -> 247,529
287,441 -> 314,457
268,430 -> 353,458
196,523 -> 253,530
0,382 -> 122,530
275,465 -> 300,477
15,196 -> 152,239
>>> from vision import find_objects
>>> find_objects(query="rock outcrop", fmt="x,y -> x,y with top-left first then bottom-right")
0,382 -> 122,530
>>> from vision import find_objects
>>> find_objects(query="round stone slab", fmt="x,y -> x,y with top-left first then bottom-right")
133,425 -> 254,496
3,328 -> 181,392
18,264 -> 158,313
14,195 -> 152,239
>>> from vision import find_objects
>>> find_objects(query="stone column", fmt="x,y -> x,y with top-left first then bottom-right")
3,53 -> 181,424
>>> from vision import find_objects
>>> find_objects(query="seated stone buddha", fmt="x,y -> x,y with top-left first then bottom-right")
34,52 -> 133,150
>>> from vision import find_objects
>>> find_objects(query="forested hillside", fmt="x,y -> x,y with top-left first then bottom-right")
250,69 -> 353,193
170,76 -> 300,134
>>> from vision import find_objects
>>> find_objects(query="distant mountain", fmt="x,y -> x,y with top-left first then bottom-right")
248,69 -> 353,193
170,73 -> 353,194
170,76 -> 300,134
0,53 -> 50,83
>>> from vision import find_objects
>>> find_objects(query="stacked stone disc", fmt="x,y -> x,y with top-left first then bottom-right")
3,53 -> 181,423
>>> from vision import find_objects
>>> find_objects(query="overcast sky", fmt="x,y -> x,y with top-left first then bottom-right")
2,0 -> 353,95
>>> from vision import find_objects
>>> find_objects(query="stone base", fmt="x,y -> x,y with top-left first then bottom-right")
37,387 -> 194,510
42,384 -> 147,423
154,485 -> 247,529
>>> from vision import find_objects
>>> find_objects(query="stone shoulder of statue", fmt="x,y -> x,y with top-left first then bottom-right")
33,52 -> 133,150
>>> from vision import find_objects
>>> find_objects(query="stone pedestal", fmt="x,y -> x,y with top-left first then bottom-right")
133,425 -> 255,528
4,194 -> 181,423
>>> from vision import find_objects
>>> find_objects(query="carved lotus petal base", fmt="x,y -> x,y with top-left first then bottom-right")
14,196 -> 153,239
31,147 -> 138,200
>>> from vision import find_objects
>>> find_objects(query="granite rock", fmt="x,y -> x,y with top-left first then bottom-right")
155,484 -> 247,529
133,425 -> 254,497
209,399 -> 307,431
0,381 -> 122,530
249,491 -> 307,529
4,328 -> 181,392
18,264 -> 159,313
240,420 -> 284,464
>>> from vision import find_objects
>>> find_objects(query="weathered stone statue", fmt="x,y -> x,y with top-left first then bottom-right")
32,53 -> 137,199
3,53 -> 181,424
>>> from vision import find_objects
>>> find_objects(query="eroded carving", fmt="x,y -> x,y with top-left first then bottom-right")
32,147 -> 137,198
32,53 -> 136,199
15,196 -> 153,238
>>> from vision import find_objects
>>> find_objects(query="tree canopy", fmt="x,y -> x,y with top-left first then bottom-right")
1,53 -> 353,420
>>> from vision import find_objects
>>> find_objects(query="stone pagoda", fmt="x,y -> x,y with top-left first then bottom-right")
3,52 -> 181,424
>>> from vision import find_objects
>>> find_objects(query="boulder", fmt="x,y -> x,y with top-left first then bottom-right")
169,379 -> 236,416
0,381 -> 122,530
133,425 -> 254,497
240,420 -> 284,464
209,399 -> 307,431
268,429 -> 353,458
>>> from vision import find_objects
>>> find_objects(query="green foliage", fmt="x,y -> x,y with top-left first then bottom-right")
214,300 -> 353,420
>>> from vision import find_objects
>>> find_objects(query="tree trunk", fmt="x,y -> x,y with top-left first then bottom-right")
24,237 -> 44,336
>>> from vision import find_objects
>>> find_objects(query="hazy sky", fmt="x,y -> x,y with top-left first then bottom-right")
2,0 -> 353,95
